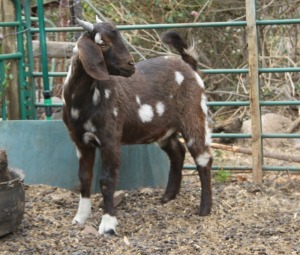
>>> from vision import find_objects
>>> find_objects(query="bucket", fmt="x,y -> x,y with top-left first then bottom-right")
0,168 -> 25,237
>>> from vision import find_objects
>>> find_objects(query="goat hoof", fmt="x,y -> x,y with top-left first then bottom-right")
198,207 -> 211,216
103,229 -> 117,237
161,194 -> 176,204
99,214 -> 118,236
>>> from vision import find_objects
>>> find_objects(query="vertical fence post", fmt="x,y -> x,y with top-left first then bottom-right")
37,0 -> 52,120
1,0 -> 20,119
246,0 -> 263,184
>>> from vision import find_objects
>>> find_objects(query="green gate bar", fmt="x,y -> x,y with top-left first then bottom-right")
36,0 -> 52,120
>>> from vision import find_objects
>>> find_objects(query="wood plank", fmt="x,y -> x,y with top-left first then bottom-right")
32,40 -> 76,58
246,0 -> 263,184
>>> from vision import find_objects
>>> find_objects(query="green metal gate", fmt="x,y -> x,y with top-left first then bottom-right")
0,0 -> 299,182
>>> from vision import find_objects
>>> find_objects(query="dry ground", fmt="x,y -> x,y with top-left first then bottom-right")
1,170 -> 299,255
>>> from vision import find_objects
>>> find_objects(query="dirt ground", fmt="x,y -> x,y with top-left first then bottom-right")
1,168 -> 299,255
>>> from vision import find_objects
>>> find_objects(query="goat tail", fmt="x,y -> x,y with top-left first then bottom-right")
161,31 -> 198,71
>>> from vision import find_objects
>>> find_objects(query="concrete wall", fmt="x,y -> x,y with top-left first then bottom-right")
0,120 -> 169,192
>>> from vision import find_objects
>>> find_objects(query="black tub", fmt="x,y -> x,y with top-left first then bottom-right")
0,168 -> 25,237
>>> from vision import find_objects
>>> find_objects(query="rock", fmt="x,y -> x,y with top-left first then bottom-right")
81,225 -> 99,237
99,190 -> 126,208
241,113 -> 294,147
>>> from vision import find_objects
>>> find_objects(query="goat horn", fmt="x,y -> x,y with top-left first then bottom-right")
76,18 -> 94,32
96,15 -> 103,23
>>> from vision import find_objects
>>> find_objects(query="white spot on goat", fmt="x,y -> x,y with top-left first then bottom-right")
196,151 -> 211,167
113,107 -> 118,117
187,138 -> 195,148
83,132 -> 101,145
71,108 -> 80,120
136,95 -> 141,105
156,101 -> 165,116
195,72 -> 205,88
95,32 -> 104,45
201,94 -> 208,115
62,93 -> 66,105
72,196 -> 91,225
175,71 -> 184,85
99,214 -> 118,235
105,89 -> 111,99
64,64 -> 73,86
96,15 -> 103,23
73,43 -> 78,53
84,120 -> 96,132
93,88 -> 101,105
138,104 -> 154,123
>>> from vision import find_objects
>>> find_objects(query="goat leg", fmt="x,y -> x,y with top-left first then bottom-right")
98,145 -> 120,235
160,135 -> 186,203
72,146 -> 95,225
197,157 -> 213,216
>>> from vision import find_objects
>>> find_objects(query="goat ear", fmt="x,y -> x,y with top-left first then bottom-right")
77,37 -> 110,80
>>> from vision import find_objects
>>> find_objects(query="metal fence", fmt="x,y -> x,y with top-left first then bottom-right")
0,0 -> 299,182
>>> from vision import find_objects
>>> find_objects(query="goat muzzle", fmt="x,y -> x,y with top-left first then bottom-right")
120,61 -> 135,77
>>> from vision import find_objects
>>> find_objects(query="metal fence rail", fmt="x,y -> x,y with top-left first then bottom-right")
0,0 -> 299,181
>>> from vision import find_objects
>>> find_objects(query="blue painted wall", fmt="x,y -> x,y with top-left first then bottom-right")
0,121 -> 169,192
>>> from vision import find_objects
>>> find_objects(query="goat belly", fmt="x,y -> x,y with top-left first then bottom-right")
121,123 -> 171,145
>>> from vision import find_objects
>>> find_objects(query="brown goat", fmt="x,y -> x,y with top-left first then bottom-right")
62,17 -> 212,235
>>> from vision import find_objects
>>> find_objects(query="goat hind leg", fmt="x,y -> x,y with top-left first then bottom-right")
184,135 -> 212,216
72,146 -> 95,225
160,135 -> 186,203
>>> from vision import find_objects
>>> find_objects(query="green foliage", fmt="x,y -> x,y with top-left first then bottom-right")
213,168 -> 232,183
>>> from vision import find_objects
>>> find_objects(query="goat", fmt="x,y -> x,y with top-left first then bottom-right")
62,16 -> 213,236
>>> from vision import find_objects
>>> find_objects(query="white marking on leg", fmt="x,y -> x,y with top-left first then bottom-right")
75,146 -> 82,159
105,89 -> 111,99
195,72 -> 205,88
72,196 -> 91,225
196,152 -> 211,167
138,104 -> 154,123
175,71 -> 184,85
113,107 -> 118,117
205,121 -> 212,146
201,94 -> 208,115
93,88 -> 101,105
187,138 -> 195,148
84,119 -> 96,132
71,108 -> 80,120
155,101 -> 165,116
99,214 -> 118,235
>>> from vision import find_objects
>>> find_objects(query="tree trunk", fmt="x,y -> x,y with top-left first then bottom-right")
0,0 -> 20,119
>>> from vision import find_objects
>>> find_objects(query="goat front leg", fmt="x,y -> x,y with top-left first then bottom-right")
98,144 -> 120,235
72,145 -> 96,225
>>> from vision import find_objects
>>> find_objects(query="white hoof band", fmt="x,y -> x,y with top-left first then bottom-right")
72,197 -> 91,225
99,214 -> 118,235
